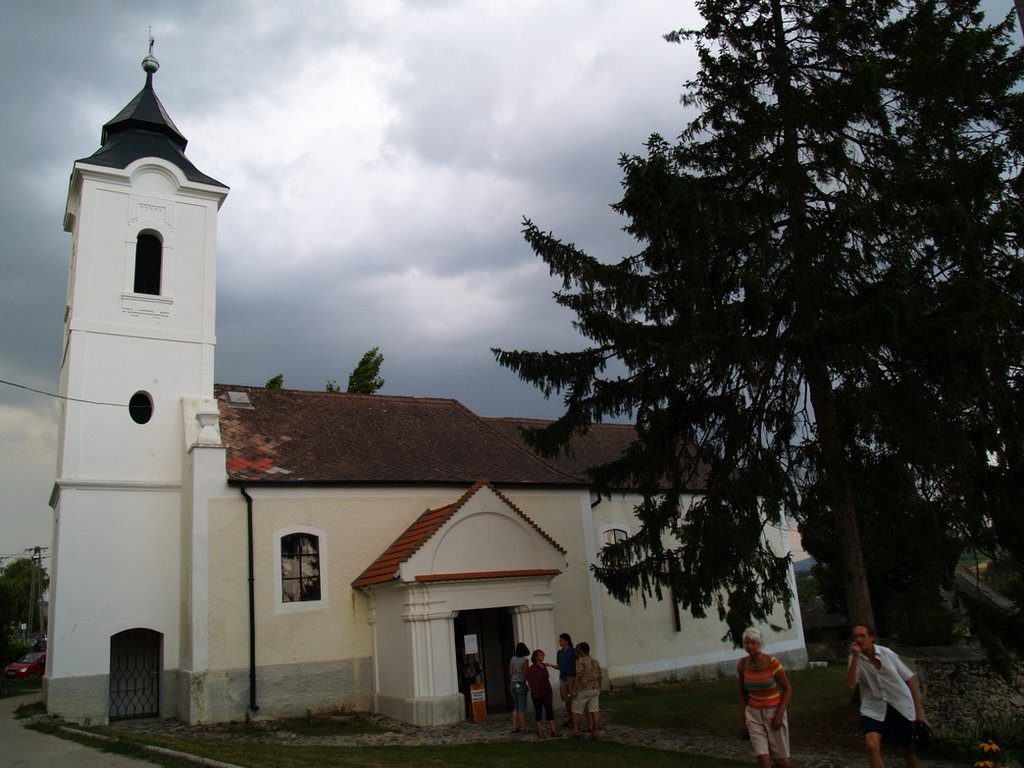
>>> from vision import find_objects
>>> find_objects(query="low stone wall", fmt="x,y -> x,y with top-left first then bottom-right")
902,646 -> 1024,734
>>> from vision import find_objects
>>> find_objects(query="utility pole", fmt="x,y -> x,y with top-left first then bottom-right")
24,546 -> 47,645
26,548 -> 39,640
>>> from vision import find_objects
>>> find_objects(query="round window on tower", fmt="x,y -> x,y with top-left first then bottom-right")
128,391 -> 154,425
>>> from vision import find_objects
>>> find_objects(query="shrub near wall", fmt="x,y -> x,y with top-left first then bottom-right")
905,647 -> 1024,734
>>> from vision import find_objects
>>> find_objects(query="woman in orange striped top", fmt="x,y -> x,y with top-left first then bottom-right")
738,627 -> 793,768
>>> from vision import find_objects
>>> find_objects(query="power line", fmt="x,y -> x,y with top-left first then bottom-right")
0,552 -> 52,563
1,552 -> 52,559
0,378 -> 125,407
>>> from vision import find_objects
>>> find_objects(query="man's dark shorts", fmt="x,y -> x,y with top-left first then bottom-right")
861,705 -> 914,747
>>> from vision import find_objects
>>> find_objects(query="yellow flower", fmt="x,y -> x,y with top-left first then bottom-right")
979,741 -> 1002,754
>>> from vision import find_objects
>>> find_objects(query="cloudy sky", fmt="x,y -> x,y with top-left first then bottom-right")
0,1 -> 703,562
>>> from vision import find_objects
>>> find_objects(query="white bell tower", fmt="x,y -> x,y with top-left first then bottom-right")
47,44 -> 228,723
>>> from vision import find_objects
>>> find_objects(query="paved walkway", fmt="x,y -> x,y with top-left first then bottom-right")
7,694 -> 955,767
1,693 -> 153,767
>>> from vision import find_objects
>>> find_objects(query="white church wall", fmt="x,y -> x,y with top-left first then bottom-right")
59,163 -> 221,488
186,476 -> 802,723
61,334 -> 202,481
369,587 -> 413,703
68,166 -> 220,341
48,486 -> 182,677
419,511 -> 538,574
204,491 -> 422,670
198,488 -> 481,721
178,423 -> 235,722
499,488 -> 596,657
47,152 -> 224,724
45,484 -> 182,724
570,490 -> 804,685
195,482 -> 576,725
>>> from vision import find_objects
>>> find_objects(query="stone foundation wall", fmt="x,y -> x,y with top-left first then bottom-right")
185,656 -> 374,724
903,647 -> 1024,734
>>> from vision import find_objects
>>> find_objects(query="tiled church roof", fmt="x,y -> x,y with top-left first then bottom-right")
215,385 -> 585,486
484,417 -> 640,481
215,384 -> 710,491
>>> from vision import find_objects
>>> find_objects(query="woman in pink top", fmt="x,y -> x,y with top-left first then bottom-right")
738,627 -> 793,768
526,649 -> 561,737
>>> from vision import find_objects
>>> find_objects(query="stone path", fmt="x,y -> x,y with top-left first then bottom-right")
99,709 -> 955,767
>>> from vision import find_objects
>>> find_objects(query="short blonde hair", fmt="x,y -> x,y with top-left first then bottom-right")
742,627 -> 763,645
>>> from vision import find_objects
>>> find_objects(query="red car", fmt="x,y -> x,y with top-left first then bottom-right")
4,652 -> 46,679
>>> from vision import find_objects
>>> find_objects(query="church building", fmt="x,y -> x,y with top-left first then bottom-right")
45,50 -> 806,726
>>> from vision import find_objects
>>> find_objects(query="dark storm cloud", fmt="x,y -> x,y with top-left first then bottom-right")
0,0 -> 698,555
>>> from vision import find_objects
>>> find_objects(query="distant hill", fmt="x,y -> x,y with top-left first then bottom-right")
793,556 -> 816,574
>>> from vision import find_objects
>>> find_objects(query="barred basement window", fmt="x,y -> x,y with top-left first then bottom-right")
280,532 -> 321,603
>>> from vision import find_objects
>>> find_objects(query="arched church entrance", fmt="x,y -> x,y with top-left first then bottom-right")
109,628 -> 161,720
454,607 -> 514,717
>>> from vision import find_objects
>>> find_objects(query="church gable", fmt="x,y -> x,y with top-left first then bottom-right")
353,479 -> 565,589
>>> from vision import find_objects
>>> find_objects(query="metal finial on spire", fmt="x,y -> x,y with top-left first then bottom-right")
142,28 -> 159,76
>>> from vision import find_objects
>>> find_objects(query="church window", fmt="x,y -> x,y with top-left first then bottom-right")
599,524 -> 636,569
280,532 -> 321,603
128,391 -> 153,424
601,525 -> 629,547
133,232 -> 162,295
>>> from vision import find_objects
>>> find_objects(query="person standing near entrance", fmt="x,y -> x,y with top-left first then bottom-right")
570,641 -> 602,739
847,623 -> 926,768
527,649 -> 561,737
509,642 -> 531,734
554,632 -> 576,726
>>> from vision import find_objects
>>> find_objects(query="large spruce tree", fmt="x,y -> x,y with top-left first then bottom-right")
495,0 -> 1024,641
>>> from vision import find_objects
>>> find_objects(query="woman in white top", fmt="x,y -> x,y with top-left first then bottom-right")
508,642 -> 531,734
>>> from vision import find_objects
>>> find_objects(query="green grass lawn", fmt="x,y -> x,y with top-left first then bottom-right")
608,664 -> 864,754
21,666 -> 870,768
31,721 -> 748,768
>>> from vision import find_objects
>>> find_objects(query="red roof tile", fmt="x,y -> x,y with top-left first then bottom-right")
351,502 -> 457,587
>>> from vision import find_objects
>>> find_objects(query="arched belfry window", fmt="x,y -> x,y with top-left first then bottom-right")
133,232 -> 162,295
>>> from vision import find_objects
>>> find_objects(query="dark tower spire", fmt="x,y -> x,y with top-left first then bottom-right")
78,39 -> 226,188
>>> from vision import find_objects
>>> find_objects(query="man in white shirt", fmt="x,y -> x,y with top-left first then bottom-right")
846,623 -> 926,768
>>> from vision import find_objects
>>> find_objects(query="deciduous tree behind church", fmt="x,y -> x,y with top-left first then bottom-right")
495,0 -> 1024,640
347,347 -> 385,394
